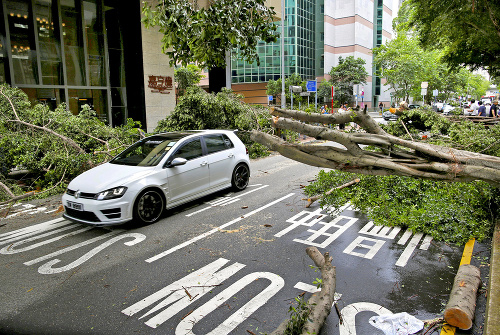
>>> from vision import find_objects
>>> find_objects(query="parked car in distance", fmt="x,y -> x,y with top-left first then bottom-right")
434,102 -> 444,112
382,110 -> 399,121
442,104 -> 456,115
408,104 -> 421,109
62,130 -> 250,226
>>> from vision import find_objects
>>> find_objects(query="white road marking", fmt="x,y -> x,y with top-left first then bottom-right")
343,236 -> 386,259
146,193 -> 295,263
419,235 -> 433,250
359,221 -> 401,239
395,232 -> 423,267
339,302 -> 393,335
185,184 -> 268,217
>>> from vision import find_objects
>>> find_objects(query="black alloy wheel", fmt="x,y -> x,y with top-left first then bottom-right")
133,189 -> 165,224
231,164 -> 249,191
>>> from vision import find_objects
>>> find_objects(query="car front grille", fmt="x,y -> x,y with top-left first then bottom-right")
65,207 -> 101,222
66,189 -> 96,199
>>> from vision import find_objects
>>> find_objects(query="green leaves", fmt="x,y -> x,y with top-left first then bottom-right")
143,0 -> 277,69
0,84 -> 142,201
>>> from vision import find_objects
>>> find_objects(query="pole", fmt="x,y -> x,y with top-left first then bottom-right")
280,0 -> 285,109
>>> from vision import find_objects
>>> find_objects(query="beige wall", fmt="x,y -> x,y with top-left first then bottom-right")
141,1 -> 176,133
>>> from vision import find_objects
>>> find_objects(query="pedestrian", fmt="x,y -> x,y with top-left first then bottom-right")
492,100 -> 499,117
485,102 -> 492,117
338,104 -> 346,130
477,101 -> 486,116
469,99 -> 479,116
379,101 -> 384,112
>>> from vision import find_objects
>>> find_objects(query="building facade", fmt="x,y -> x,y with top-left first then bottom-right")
230,0 -> 396,108
1,0 -> 176,132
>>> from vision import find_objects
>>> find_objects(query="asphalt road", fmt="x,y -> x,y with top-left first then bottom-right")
0,153 -> 490,335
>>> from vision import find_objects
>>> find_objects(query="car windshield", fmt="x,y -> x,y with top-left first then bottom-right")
110,134 -> 191,166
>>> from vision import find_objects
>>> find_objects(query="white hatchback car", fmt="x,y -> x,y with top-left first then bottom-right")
63,130 -> 250,225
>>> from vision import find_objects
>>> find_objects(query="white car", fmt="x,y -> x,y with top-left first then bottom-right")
442,104 -> 455,115
63,130 -> 250,225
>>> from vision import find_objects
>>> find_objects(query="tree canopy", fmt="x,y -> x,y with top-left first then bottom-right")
328,56 -> 368,105
406,0 -> 500,78
142,0 -> 278,69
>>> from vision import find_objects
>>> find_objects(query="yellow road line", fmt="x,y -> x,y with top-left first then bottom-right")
440,238 -> 476,334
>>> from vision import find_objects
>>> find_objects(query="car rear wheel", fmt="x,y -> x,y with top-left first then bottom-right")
231,163 -> 249,191
133,189 -> 165,224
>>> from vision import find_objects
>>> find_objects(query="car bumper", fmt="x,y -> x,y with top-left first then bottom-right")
62,194 -> 133,226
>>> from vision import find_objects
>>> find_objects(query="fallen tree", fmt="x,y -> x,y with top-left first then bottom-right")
270,247 -> 336,335
250,106 -> 500,186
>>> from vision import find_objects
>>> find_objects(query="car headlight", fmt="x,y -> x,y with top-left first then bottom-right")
95,187 -> 127,200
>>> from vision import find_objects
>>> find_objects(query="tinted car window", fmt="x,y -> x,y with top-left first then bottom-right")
205,134 -> 233,154
110,136 -> 181,166
172,139 -> 203,161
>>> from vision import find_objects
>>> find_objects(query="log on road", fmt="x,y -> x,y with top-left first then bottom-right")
270,247 -> 336,335
443,264 -> 482,330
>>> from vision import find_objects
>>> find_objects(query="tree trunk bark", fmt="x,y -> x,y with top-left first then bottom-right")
443,264 -> 482,330
270,247 -> 336,335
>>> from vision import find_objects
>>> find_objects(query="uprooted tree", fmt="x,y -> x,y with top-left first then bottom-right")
250,106 -> 500,185
251,106 -> 497,334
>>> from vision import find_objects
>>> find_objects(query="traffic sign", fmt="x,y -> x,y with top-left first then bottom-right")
268,95 -> 273,101
306,80 -> 317,92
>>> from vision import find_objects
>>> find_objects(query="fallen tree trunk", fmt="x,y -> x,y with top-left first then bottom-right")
249,106 -> 500,186
270,247 -> 336,335
443,264 -> 482,330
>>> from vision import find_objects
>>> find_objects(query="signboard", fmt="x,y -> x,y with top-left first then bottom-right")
300,92 -> 310,96
433,89 -> 439,97
306,80 -> 317,92
421,88 -> 427,96
148,75 -> 173,94
421,82 -> 428,89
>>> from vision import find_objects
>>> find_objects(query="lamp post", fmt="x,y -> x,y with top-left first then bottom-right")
280,0 -> 285,109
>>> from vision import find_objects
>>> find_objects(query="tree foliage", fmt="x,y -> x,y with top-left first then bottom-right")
406,0 -> 500,78
174,64 -> 205,97
328,56 -> 368,105
142,0 -> 278,69
0,85 -> 141,202
154,86 -> 274,158
373,20 -> 491,104
250,105 -> 500,243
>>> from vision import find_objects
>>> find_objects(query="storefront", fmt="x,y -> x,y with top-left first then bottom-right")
0,0 -> 149,128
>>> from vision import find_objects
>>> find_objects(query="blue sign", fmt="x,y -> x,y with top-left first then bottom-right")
268,95 -> 274,101
306,80 -> 317,92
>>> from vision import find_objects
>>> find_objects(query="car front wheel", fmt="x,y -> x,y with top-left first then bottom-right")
231,164 -> 249,191
133,189 -> 165,224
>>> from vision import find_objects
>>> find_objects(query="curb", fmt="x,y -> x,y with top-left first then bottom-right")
484,222 -> 500,334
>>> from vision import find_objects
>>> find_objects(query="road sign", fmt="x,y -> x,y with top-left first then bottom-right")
306,80 -> 317,92
300,92 -> 310,96
421,82 -> 429,89
433,89 -> 439,96
421,88 -> 427,96
268,95 -> 273,101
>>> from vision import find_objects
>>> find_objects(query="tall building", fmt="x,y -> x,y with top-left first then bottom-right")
230,0 -> 396,108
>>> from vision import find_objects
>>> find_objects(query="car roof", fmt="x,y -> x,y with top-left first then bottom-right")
149,129 -> 236,140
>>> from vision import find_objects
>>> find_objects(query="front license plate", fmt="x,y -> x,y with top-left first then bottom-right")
67,201 -> 84,211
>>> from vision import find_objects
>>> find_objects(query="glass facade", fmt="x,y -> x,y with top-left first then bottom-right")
0,0 -> 145,127
231,0 -> 324,84
373,0 -> 384,97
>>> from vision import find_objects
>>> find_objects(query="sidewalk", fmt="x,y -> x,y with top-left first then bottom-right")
484,222 -> 500,334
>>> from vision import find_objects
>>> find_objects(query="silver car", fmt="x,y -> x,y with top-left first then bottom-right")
63,130 -> 250,225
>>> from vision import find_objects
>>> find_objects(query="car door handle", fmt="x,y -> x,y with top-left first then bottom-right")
228,153 -> 234,158
200,161 -> 208,166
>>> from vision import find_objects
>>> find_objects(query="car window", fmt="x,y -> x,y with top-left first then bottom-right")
205,134 -> 234,154
110,137 -> 179,166
172,139 -> 203,161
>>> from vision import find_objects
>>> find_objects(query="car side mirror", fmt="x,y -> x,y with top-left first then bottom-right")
168,157 -> 187,167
